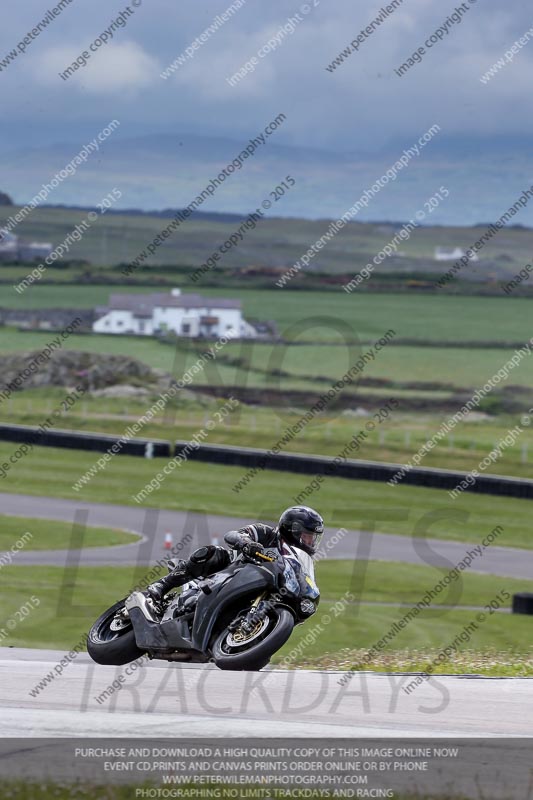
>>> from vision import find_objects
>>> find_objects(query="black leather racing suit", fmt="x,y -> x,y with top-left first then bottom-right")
146,523 -> 320,614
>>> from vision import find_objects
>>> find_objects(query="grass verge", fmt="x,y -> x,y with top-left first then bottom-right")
2,388 -> 533,478
299,647 -> 533,678
0,514 -> 137,551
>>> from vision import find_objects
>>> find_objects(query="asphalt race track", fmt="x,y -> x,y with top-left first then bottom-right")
1,647 -> 533,737
1,491 -> 533,578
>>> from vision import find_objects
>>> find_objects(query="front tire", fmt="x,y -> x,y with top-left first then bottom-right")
212,606 -> 294,671
87,599 -> 144,666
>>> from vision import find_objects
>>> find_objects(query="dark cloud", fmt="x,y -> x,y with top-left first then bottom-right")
1,0 -> 531,221
0,0 -> 530,147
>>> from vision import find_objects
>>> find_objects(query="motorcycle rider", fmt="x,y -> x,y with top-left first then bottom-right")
144,506 -> 324,617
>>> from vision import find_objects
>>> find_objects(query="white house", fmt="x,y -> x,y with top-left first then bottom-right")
434,246 -> 479,262
0,229 -> 53,261
0,230 -> 19,260
93,288 -> 257,339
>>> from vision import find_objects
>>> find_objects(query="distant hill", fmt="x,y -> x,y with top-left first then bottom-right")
2,133 -> 533,227
0,191 -> 12,206
1,201 -> 532,282
41,204 -> 247,224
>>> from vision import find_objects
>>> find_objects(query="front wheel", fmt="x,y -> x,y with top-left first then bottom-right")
212,606 -> 294,671
87,598 -> 145,666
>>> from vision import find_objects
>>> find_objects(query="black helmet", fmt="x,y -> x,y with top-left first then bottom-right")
277,506 -> 324,556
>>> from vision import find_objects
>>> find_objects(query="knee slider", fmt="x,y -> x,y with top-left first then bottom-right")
190,545 -> 216,564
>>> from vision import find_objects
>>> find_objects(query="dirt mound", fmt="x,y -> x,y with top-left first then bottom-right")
0,349 -> 166,393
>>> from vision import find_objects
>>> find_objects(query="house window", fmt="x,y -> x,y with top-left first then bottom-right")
117,320 -> 124,327
182,323 -> 190,334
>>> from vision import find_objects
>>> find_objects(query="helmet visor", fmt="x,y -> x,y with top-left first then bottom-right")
299,528 -> 323,553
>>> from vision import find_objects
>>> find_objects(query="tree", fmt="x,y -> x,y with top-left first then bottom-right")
0,191 -> 13,206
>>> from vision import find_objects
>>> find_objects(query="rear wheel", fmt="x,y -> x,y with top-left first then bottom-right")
87,599 -> 144,666
212,606 -> 294,671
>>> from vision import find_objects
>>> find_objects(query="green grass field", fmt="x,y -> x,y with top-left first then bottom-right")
1,287 -> 533,345
292,606 -> 533,676
2,202 -> 533,277
1,388 -> 533,478
2,287 -> 533,425
0,515 -> 137,551
1,561 -> 531,675
221,341 -> 533,389
2,327 -> 532,416
0,444 -> 532,549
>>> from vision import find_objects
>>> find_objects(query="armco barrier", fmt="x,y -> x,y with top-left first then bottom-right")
0,423 -> 171,458
175,440 -> 533,500
0,422 -> 529,498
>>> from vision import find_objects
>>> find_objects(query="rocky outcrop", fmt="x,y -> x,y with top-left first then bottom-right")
0,308 -> 95,330
0,350 -> 167,394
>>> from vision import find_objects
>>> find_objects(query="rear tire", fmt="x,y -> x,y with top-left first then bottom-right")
87,599 -> 144,666
212,607 -> 294,671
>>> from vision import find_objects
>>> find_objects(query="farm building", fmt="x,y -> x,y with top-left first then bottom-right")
93,288 -> 257,339
0,229 -> 53,262
434,246 -> 479,262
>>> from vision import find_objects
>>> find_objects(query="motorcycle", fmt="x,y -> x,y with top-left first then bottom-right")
87,547 -> 319,671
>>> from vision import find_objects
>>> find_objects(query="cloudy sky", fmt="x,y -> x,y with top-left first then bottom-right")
1,0 -> 529,147
1,0 -> 531,220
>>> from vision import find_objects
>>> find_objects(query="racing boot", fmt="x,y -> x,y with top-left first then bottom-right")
145,559 -> 190,605
145,546 -> 231,606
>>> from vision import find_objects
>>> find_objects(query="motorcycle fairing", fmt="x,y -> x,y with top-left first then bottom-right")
191,560 -> 279,652
125,593 -> 199,654
125,560 -> 279,658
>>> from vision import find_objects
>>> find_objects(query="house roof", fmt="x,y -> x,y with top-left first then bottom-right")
106,292 -> 241,311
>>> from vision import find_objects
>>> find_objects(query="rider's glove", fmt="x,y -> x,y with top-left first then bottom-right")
242,540 -> 265,560
224,530 -> 265,559
224,530 -> 248,550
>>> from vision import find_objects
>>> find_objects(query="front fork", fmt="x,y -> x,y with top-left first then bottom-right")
251,592 -> 266,609
229,591 -> 268,634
